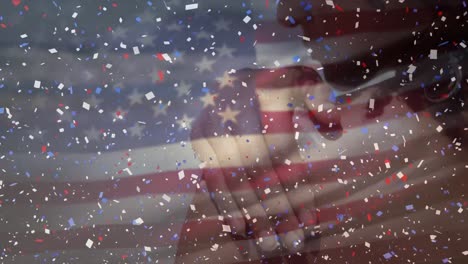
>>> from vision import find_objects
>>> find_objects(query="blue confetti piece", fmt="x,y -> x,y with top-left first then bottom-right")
68,217 -> 75,227
383,252 -> 392,259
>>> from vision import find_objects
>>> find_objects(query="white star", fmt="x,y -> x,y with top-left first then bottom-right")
200,92 -> 217,108
29,127 -> 46,141
87,95 -> 103,107
152,103 -> 168,118
218,106 -> 240,124
31,95 -> 48,109
176,114 -> 194,131
128,123 -> 145,137
138,9 -> 156,24
216,44 -> 235,58
215,19 -> 231,31
172,50 -> 185,64
114,82 -> 126,90
175,81 -> 192,97
128,89 -> 143,106
112,27 -> 128,39
216,71 -> 237,89
167,22 -> 183,31
138,35 -> 156,47
61,110 -> 74,122
196,30 -> 211,40
196,56 -> 216,73
84,126 -> 101,141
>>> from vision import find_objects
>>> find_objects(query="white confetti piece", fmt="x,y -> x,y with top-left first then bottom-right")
243,16 -> 251,24
133,217 -> 144,225
34,80 -> 41,88
162,194 -> 171,202
178,170 -> 185,180
133,46 -> 140,55
222,224 -> 231,232
397,171 -> 405,179
72,12 -> 78,19
462,250 -> 468,255
429,49 -> 438,59
145,92 -> 155,100
369,98 -> 375,109
436,125 -> 443,132
407,64 -> 417,74
82,102 -> 90,111
185,3 -> 198,10
210,243 -> 219,251
57,83 -> 64,90
374,143 -> 379,151
48,48 -> 58,54
86,239 -> 93,248
385,160 -> 391,169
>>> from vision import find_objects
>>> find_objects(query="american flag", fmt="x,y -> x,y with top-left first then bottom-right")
1,0 -> 467,263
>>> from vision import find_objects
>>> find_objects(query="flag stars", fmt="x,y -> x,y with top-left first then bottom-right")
128,89 -> 143,105
200,92 -> 217,108
216,71 -> 237,89
84,126 -> 101,141
216,44 -> 235,58
128,123 -> 145,137
218,106 -> 240,124
175,81 -> 192,97
152,103 -> 169,118
214,19 -> 231,31
196,56 -> 216,73
176,114 -> 194,130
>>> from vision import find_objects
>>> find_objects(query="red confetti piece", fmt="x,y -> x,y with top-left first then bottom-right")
335,4 -> 344,12
158,70 -> 164,82
11,0 -> 21,7
41,145 -> 47,153
156,53 -> 165,61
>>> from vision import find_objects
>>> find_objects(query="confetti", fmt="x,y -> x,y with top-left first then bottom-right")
85,239 -> 94,249
185,3 -> 198,10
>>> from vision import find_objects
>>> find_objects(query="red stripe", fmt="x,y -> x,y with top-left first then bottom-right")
255,8 -> 436,43
4,188 -> 464,255
1,125 -> 457,207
